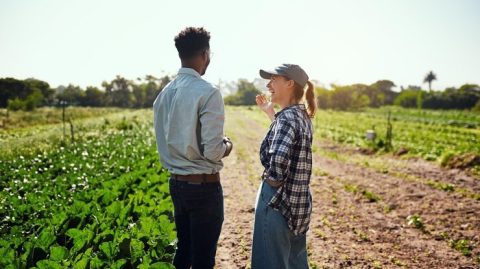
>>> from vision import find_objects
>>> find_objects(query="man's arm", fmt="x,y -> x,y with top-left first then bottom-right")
200,89 -> 230,161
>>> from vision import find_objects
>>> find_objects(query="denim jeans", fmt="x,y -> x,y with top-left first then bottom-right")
251,181 -> 309,269
169,178 -> 224,269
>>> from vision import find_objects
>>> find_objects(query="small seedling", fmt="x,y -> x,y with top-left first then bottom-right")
407,214 -> 425,230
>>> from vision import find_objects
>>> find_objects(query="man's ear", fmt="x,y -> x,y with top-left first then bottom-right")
202,49 -> 209,61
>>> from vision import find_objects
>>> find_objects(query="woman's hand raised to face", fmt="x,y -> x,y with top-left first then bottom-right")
255,94 -> 276,122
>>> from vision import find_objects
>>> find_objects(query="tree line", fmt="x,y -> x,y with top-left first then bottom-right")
1,71 -> 479,111
316,81 -> 480,111
0,75 -> 171,111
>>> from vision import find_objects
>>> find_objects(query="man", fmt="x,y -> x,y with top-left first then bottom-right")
153,27 -> 233,269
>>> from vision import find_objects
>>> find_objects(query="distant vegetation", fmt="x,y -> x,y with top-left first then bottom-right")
0,75 -> 171,111
1,71 -> 479,111
316,81 -> 480,111
223,80 -> 261,106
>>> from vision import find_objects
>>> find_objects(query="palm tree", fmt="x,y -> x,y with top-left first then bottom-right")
423,71 -> 437,91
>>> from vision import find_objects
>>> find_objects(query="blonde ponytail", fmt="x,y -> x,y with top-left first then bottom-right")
305,81 -> 316,118
292,80 -> 316,118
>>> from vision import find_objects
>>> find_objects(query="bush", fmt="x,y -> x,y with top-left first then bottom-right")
394,90 -> 420,108
7,98 -> 25,111
473,99 -> 480,113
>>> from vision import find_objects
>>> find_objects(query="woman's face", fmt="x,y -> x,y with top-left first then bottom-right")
267,75 -> 294,105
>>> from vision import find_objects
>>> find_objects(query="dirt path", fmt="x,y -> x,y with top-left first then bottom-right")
216,107 -> 480,268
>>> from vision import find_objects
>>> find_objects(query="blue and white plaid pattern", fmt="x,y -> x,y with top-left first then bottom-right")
260,104 -> 313,235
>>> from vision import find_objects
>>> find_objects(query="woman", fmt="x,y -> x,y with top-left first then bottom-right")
251,64 -> 316,269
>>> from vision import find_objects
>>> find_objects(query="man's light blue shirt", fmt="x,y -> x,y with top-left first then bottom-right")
153,68 -> 227,175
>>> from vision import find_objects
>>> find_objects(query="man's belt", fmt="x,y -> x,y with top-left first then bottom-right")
171,173 -> 220,183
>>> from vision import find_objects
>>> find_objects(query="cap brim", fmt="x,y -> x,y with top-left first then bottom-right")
259,69 -> 279,79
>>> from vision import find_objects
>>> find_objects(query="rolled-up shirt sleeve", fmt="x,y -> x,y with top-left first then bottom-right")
200,88 -> 227,162
267,119 -> 296,183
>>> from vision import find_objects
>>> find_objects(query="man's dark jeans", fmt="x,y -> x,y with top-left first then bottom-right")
169,178 -> 224,269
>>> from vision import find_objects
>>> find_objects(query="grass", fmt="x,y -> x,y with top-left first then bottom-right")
0,107 -> 126,129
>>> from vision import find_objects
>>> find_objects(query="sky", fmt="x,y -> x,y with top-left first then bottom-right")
0,0 -> 479,92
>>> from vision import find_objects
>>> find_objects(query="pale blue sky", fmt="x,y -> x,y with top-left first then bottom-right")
0,0 -> 479,91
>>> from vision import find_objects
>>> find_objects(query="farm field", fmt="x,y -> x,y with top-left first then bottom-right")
0,109 -> 176,269
220,106 -> 480,268
1,106 -> 479,268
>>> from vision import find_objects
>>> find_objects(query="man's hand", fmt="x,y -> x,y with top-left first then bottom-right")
223,136 -> 233,157
255,94 -> 275,122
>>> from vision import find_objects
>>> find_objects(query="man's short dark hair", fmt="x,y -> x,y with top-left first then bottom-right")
174,27 -> 210,59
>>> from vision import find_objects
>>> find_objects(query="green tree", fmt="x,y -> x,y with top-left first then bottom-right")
0,77 -> 52,108
369,80 -> 397,106
423,71 -> 437,91
102,76 -> 134,107
132,84 -> 147,108
145,75 -> 170,107
315,87 -> 331,109
25,78 -> 54,106
57,84 -> 85,105
82,86 -> 105,107
24,89 -> 44,110
329,85 -> 354,110
224,79 -> 261,105
7,98 -> 25,111
473,99 -> 480,112
394,88 -> 422,108
416,90 -> 425,109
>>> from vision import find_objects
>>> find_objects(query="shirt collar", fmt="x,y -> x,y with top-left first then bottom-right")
274,104 -> 307,118
178,67 -> 201,78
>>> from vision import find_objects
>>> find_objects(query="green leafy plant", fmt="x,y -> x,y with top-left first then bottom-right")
407,214 -> 425,231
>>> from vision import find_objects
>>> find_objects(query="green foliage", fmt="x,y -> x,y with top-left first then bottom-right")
423,70 -> 437,91
361,190 -> 380,202
394,88 -> 420,108
317,80 -> 480,111
406,214 -> 425,230
25,89 -> 44,111
426,180 -> 455,192
7,98 -> 25,111
315,80 -> 396,111
0,75 -> 170,109
0,77 -> 52,108
425,85 -> 480,109
5,89 -> 44,112
343,183 -> 380,202
0,114 -> 176,268
83,86 -> 105,107
224,79 -> 262,105
314,106 -> 480,164
439,151 -> 455,167
344,183 -> 358,193
0,106 -> 125,130
449,239 -> 473,257
58,84 -> 85,105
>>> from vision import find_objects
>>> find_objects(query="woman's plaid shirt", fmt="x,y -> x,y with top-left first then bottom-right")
259,104 -> 313,235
